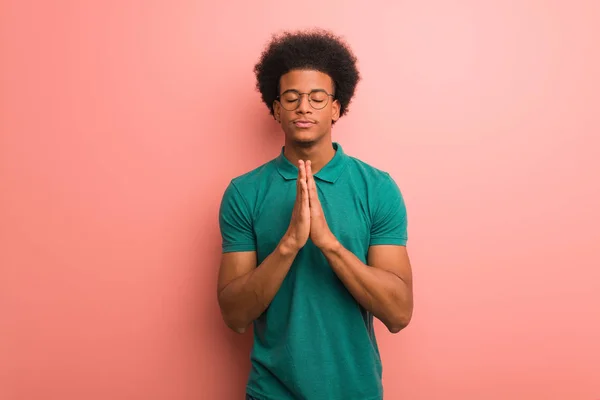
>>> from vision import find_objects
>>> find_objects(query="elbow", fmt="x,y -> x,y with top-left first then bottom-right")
387,318 -> 411,334
219,309 -> 250,334
229,324 -> 248,334
387,309 -> 413,334
223,317 -> 249,334
218,294 -> 250,334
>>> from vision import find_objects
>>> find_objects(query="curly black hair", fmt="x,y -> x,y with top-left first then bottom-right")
254,29 -> 360,122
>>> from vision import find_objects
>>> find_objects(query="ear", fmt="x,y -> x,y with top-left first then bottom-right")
273,100 -> 281,123
331,99 -> 341,123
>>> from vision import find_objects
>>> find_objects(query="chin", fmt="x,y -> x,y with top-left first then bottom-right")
288,129 -> 322,145
292,136 -> 319,148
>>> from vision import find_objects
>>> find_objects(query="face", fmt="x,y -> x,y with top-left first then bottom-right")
274,70 -> 340,147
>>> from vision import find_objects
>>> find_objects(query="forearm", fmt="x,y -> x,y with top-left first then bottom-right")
321,241 -> 413,333
218,239 -> 298,333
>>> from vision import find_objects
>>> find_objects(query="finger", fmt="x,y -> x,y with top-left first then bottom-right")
300,177 -> 309,206
305,161 -> 318,204
299,160 -> 307,182
306,161 -> 313,189
296,160 -> 304,197
307,161 -> 316,189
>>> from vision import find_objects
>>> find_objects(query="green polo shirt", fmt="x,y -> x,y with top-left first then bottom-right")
219,142 -> 408,400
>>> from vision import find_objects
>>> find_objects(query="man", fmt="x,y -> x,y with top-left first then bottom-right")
217,29 -> 413,400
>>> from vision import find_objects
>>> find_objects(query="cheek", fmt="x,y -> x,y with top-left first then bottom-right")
280,111 -> 294,122
321,109 -> 334,123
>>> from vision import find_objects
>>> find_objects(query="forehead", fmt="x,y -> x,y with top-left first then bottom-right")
279,69 -> 334,92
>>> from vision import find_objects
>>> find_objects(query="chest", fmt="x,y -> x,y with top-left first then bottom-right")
252,179 -> 371,263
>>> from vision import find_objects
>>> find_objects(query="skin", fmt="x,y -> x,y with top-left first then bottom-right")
274,70 -> 338,174
217,69 -> 413,334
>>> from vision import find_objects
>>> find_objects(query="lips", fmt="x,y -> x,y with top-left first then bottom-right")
293,120 -> 315,128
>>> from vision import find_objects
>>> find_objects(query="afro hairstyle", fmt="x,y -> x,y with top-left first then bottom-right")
254,29 -> 360,122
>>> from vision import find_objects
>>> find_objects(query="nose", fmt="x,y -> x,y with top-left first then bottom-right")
296,93 -> 312,114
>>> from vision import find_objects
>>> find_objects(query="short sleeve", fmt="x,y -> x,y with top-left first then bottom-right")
369,173 -> 408,246
218,181 -> 256,253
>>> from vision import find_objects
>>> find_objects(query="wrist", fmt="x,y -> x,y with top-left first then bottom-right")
278,235 -> 301,257
318,235 -> 342,254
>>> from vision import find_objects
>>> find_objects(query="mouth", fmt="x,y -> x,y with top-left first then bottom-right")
292,119 -> 316,128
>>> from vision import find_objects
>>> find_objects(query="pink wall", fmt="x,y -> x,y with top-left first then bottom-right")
1,1 -> 599,399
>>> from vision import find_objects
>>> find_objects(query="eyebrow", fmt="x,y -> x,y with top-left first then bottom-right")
281,88 -> 327,94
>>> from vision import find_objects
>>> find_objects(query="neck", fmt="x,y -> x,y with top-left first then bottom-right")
283,137 -> 336,174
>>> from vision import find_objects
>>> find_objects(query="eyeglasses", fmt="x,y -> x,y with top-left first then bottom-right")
276,89 -> 335,111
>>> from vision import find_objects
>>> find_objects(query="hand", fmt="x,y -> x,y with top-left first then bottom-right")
306,161 -> 338,250
281,160 -> 311,253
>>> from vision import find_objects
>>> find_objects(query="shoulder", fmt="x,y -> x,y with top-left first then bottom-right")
344,155 -> 398,189
343,154 -> 405,216
219,158 -> 279,221
227,158 -> 279,194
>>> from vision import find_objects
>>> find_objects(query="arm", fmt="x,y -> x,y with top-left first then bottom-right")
319,242 -> 413,333
305,161 -> 412,333
217,242 -> 299,334
217,161 -> 311,334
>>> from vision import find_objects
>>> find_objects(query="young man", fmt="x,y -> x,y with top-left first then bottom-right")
217,29 -> 413,400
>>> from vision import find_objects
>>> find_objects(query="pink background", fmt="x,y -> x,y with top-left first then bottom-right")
1,1 -> 599,399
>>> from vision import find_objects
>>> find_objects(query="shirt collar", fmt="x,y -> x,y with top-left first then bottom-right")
275,142 -> 348,184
